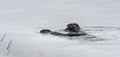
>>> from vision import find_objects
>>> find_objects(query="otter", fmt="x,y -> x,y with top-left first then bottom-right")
64,23 -> 81,33
40,23 -> 87,37
40,29 -> 86,37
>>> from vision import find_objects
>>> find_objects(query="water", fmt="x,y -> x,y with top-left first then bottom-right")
0,0 -> 120,57
0,0 -> 120,28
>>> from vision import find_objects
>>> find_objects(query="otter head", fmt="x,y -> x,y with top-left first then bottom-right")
40,29 -> 51,34
65,23 -> 80,33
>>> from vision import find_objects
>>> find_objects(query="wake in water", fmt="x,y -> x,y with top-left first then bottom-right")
39,26 -> 120,42
82,26 -> 120,41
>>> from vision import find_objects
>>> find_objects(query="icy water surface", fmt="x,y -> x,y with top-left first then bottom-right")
1,26 -> 120,57
0,0 -> 120,57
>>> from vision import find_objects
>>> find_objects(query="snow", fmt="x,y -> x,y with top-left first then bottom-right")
0,0 -> 120,57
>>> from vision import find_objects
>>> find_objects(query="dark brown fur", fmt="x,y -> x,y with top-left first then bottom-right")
40,23 -> 87,37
